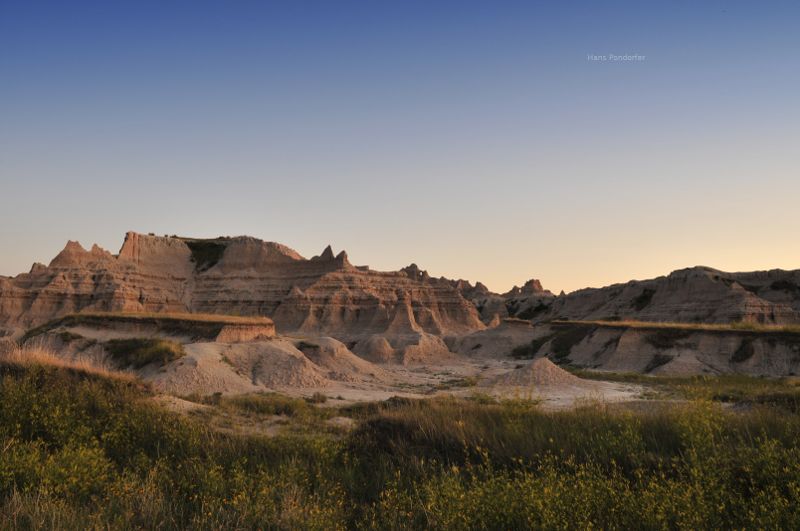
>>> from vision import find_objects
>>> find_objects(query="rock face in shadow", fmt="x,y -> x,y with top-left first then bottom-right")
484,266 -> 800,326
506,322 -> 800,377
0,233 -> 484,360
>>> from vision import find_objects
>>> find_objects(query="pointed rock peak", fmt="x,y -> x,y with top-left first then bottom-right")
334,250 -> 352,268
521,279 -> 545,293
29,262 -> 47,274
454,279 -> 472,290
313,245 -> 335,261
64,240 -> 86,253
49,240 -> 89,267
90,244 -> 110,256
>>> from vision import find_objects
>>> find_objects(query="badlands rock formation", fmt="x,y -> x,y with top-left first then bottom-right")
3,232 -> 800,376
28,322 -> 389,396
0,232 -> 483,362
500,266 -> 800,325
506,322 -> 800,377
446,277 -> 556,323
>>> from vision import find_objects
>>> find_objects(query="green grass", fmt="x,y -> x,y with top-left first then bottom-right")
181,391 -> 337,436
570,369 -> 800,411
3,361 -> 800,529
433,376 -> 479,391
104,338 -> 185,369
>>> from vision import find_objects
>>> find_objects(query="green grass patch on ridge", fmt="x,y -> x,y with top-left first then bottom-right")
104,338 -> 185,369
22,311 -> 273,343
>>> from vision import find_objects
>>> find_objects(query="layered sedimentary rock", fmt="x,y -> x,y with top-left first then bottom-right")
499,266 -> 800,325
506,322 -> 800,377
0,233 -> 484,360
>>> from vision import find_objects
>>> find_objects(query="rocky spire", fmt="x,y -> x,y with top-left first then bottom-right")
314,245 -> 335,261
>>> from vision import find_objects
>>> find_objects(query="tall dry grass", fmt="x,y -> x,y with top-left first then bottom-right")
0,343 -> 135,382
66,311 -> 272,326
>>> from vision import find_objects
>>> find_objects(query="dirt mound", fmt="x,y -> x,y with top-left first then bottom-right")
353,335 -> 396,363
294,337 -> 388,382
492,358 -> 584,387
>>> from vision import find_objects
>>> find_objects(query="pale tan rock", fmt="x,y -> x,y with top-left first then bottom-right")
491,358 -> 583,387
214,323 -> 275,343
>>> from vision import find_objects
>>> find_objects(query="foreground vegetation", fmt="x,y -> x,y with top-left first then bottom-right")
104,338 -> 185,369
2,358 -> 800,529
571,369 -> 800,412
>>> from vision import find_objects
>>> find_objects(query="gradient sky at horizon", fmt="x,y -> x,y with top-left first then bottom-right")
1,0 -> 799,293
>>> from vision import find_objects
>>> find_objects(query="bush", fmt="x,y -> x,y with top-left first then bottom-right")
308,392 -> 328,404
104,339 -> 184,369
2,361 -> 800,529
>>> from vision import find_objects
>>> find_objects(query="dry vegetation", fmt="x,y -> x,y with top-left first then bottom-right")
22,311 -> 273,343
72,311 -> 273,326
0,344 -> 135,383
2,346 -> 800,529
104,338 -> 185,369
552,319 -> 800,335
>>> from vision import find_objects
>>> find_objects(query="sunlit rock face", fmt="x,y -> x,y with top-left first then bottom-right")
0,233 -> 485,354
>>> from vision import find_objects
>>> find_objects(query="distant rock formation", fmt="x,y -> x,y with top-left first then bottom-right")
505,266 -> 800,325
450,276 -> 556,323
502,321 -> 800,377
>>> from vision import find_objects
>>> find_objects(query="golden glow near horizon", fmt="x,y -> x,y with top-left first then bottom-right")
1,4 -> 798,293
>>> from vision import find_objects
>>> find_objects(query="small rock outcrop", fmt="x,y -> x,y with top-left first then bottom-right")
214,323 -> 275,343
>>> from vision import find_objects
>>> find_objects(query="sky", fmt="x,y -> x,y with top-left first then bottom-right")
1,0 -> 798,294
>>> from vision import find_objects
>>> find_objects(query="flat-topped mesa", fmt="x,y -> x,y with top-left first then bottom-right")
118,232 -> 194,275
198,237 -> 304,273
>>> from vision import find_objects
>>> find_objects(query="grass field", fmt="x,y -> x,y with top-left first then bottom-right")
2,349 -> 800,529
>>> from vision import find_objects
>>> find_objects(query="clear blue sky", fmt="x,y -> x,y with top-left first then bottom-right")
1,1 -> 798,293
